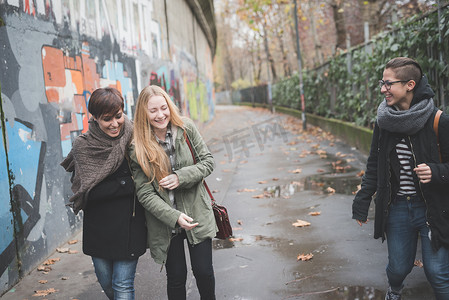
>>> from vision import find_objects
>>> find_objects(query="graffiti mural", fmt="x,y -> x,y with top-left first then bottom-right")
41,43 -> 134,157
0,0 -> 215,295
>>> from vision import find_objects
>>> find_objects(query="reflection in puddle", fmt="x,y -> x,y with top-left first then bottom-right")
296,286 -> 384,300
264,174 -> 360,197
212,238 -> 235,250
304,174 -> 361,195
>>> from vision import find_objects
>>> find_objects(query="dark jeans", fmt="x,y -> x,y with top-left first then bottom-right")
165,230 -> 215,300
386,195 -> 449,299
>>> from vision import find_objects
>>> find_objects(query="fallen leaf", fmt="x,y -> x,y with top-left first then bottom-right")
308,211 -> 321,216
292,220 -> 311,227
37,265 -> 52,272
33,288 -> 58,297
352,184 -> 361,194
325,187 -> 336,194
61,277 -> 69,280
357,170 -> 365,177
289,168 -> 302,174
45,258 -> 60,265
38,280 -> 47,284
258,180 -> 267,184
237,188 -> 256,192
316,169 -> 325,173
68,250 -> 79,254
414,259 -> 423,268
56,248 -> 69,253
229,237 -> 243,242
68,240 -> 78,245
232,227 -> 243,231
252,194 -> 266,199
222,169 -> 232,173
272,178 -> 279,181
297,253 -> 313,261
237,220 -> 243,225
212,190 -> 219,193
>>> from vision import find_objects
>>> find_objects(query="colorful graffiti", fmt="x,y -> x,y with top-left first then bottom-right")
41,43 -> 133,157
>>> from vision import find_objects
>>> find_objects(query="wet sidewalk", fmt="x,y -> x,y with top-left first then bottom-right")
1,106 -> 433,300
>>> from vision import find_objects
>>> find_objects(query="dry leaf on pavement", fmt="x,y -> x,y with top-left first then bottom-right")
308,211 -> 321,216
258,180 -> 267,184
325,187 -> 336,194
56,247 -> 69,253
297,253 -> 313,261
38,280 -> 47,284
292,220 -> 311,227
33,288 -> 58,297
414,259 -> 423,268
37,265 -> 52,272
289,169 -> 302,174
68,240 -> 78,245
237,188 -> 256,192
43,258 -> 60,265
229,237 -> 243,242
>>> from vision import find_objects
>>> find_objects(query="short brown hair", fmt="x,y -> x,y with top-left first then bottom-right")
88,87 -> 124,118
385,57 -> 423,86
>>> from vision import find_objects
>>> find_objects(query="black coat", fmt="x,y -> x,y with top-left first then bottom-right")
83,159 -> 147,260
352,80 -> 449,250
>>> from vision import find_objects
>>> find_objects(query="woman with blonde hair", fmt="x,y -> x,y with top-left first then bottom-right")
128,85 -> 217,299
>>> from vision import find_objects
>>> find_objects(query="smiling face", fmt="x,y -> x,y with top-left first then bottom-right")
381,68 -> 415,111
147,95 -> 171,135
95,109 -> 125,138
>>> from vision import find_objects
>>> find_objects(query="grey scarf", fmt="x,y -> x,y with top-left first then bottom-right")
377,98 -> 434,135
60,115 -> 133,214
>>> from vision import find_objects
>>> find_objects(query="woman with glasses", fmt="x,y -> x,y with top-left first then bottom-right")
128,85 -> 217,300
353,57 -> 449,300
61,87 -> 147,300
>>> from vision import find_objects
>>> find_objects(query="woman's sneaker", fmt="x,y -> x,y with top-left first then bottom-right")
385,286 -> 402,300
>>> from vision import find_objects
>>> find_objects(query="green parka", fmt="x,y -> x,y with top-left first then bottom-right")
128,118 -> 217,265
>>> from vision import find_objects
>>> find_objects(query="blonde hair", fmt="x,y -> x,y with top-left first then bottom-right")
133,85 -> 184,184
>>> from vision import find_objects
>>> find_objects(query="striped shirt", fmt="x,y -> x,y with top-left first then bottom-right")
396,138 -> 416,195
155,125 -> 177,208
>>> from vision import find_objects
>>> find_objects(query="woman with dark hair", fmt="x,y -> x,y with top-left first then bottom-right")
129,85 -> 217,300
61,87 -> 147,300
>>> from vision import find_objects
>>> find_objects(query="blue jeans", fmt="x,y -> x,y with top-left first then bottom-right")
165,230 -> 215,300
91,257 -> 138,300
386,195 -> 449,300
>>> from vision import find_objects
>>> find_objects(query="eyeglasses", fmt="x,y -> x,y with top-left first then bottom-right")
378,80 -> 411,91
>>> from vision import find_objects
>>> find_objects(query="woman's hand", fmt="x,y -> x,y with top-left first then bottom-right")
159,174 -> 179,190
356,219 -> 368,226
177,213 -> 199,230
414,163 -> 432,183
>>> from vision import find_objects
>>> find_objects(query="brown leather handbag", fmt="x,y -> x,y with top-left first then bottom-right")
184,131 -> 233,239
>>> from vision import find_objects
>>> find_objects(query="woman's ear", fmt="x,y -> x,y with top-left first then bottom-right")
407,80 -> 416,92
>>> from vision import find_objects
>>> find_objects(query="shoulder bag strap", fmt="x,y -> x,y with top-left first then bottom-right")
183,131 -> 215,202
434,109 -> 442,162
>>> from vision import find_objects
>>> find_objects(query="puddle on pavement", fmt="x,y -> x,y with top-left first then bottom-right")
212,238 -> 235,249
288,286 -> 384,300
264,174 -> 360,197
304,174 -> 361,195
212,234 -> 292,250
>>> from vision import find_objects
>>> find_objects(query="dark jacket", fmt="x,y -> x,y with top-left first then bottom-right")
352,77 -> 449,250
83,159 -> 147,259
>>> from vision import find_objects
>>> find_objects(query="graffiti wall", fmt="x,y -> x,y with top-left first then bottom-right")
0,0 -> 215,294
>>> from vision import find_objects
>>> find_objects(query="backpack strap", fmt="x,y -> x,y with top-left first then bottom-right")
434,109 -> 443,162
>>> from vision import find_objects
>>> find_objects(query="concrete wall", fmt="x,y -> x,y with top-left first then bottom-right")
0,0 -> 215,294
